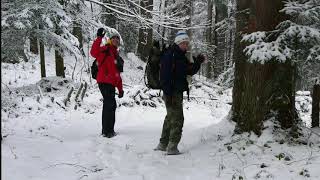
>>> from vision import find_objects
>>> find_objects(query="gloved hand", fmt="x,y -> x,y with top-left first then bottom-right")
118,90 -> 124,98
97,28 -> 106,37
196,54 -> 205,64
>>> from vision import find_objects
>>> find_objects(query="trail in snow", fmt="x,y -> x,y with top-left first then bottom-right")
2,50 -> 320,180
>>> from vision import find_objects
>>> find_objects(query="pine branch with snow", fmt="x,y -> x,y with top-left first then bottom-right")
243,0 -> 320,64
242,0 -> 320,89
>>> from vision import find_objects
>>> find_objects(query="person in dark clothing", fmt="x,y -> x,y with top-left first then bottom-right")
154,30 -> 205,155
90,28 -> 124,138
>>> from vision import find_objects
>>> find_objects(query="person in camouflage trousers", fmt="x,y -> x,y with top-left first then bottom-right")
154,30 -> 205,155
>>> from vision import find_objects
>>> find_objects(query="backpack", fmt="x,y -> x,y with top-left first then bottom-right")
91,50 -> 109,80
144,43 -> 162,89
91,59 -> 99,79
116,55 -> 124,72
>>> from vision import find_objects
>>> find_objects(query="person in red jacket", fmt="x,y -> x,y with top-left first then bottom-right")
90,28 -> 124,138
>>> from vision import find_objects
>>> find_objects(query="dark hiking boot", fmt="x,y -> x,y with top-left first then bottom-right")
154,143 -> 167,151
166,142 -> 180,155
106,132 -> 117,138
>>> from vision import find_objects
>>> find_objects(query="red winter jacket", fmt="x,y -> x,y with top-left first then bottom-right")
90,37 -> 123,93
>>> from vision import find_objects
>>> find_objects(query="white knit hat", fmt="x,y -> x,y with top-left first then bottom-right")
109,31 -> 120,39
174,30 -> 190,45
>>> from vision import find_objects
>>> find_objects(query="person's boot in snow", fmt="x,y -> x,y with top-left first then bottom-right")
166,142 -> 180,155
106,131 -> 117,138
154,142 -> 167,151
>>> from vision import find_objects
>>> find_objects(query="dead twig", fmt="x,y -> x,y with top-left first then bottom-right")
63,87 -> 74,106
79,175 -> 88,180
56,102 -> 66,110
75,83 -> 84,102
8,144 -> 18,159
81,82 -> 88,101
286,155 -> 320,165
1,82 -> 12,94
43,163 -> 96,173
42,134 -> 64,143
302,126 -> 320,137
37,85 -> 44,99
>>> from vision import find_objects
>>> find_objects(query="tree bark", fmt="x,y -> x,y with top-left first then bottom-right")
206,0 -> 214,79
102,0 -> 116,28
213,0 -> 228,77
137,0 -> 153,62
73,22 -> 84,54
232,0 -> 295,135
30,35 -> 39,54
186,0 -> 193,61
312,83 -> 320,127
161,0 -> 167,47
40,40 -> 46,78
55,49 -> 65,78
55,0 -> 65,78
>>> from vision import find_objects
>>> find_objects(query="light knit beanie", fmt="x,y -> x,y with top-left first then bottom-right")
109,31 -> 120,39
174,30 -> 190,45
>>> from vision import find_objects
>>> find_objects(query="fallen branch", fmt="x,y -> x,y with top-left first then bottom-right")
63,87 -> 74,106
37,85 -> 44,99
8,144 -> 18,159
123,83 -> 133,88
2,82 -> 12,94
80,82 -> 88,101
2,133 -> 15,138
43,163 -> 96,173
42,134 -> 64,143
302,126 -> 320,137
75,83 -> 84,102
286,155 -> 320,165
79,175 -> 88,180
56,102 -> 66,110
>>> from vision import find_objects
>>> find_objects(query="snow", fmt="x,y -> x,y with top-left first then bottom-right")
242,33 -> 292,63
2,48 -> 320,180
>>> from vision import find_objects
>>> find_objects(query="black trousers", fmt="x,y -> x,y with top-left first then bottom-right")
98,83 -> 117,135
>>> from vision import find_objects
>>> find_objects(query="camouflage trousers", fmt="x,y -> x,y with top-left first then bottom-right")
159,92 -> 184,146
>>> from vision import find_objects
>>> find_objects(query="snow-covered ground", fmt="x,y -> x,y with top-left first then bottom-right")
2,49 -> 320,180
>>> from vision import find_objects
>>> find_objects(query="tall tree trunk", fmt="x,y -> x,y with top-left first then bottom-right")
55,49 -> 65,78
146,0 -> 153,57
39,24 -> 46,78
161,27 -> 166,48
137,0 -> 153,62
312,83 -> 320,127
160,0 -> 167,47
54,0 -> 65,78
232,0 -> 251,128
232,0 -> 295,135
214,0 -> 228,77
102,0 -> 117,28
40,40 -> 46,78
30,35 -> 39,54
206,0 -> 214,79
73,22 -> 84,55
185,0 -> 193,61
225,0 -> 236,69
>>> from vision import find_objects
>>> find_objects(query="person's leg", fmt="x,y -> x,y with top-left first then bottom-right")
98,84 -> 107,135
155,95 -> 173,151
98,84 -> 116,136
167,93 -> 184,155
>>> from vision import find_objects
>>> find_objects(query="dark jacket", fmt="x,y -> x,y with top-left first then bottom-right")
160,44 -> 201,96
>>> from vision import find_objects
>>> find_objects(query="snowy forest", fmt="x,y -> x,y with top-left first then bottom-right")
1,0 -> 320,180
